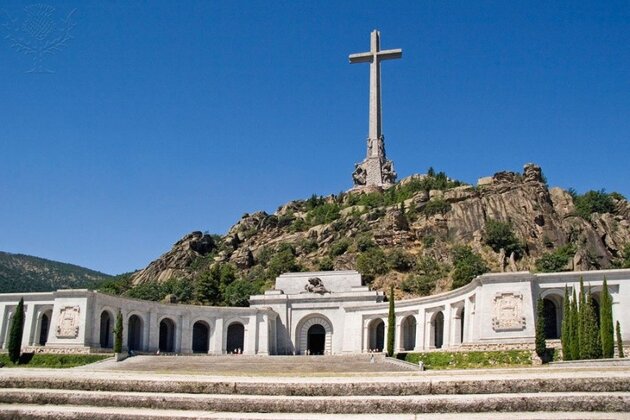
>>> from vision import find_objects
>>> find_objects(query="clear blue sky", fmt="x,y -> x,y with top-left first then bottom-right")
1,1 -> 629,275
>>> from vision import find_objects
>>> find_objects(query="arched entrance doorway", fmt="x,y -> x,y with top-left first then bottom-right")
127,314 -> 143,351
307,324 -> 326,355
99,311 -> 113,349
543,298 -> 559,339
432,311 -> 444,349
159,318 -> 176,352
368,318 -> 385,352
401,316 -> 416,351
38,311 -> 51,346
192,321 -> 210,353
297,315 -> 333,355
226,322 -> 244,353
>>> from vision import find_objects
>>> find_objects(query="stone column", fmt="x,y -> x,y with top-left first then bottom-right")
257,312 -> 269,356
212,317 -> 224,355
443,306 -> 452,349
414,312 -> 425,352
179,314 -> 191,354
395,317 -> 404,353
148,312 -> 158,353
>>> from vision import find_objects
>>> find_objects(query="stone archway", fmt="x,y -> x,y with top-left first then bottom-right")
431,311 -> 444,349
159,318 -> 176,352
38,311 -> 52,346
127,314 -> 144,351
192,321 -> 210,353
296,315 -> 333,355
368,318 -> 385,352
401,316 -> 416,351
99,310 -> 114,349
226,322 -> 245,353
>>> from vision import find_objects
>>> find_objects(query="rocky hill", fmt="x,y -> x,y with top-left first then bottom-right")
127,164 -> 630,303
0,252 -> 112,293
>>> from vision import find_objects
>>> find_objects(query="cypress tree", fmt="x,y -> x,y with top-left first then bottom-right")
581,290 -> 601,359
561,286 -> 572,360
386,285 -> 395,357
535,296 -> 547,360
600,277 -> 614,358
8,298 -> 25,364
615,321 -> 625,359
577,277 -> 588,359
570,289 -> 580,360
113,310 -> 123,353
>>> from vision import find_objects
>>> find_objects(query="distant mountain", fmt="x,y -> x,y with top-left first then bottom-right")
0,252 -> 113,293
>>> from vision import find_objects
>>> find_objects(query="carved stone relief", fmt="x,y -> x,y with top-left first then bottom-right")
492,292 -> 526,331
56,306 -> 80,338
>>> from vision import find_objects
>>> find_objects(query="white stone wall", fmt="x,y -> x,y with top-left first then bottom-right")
1,268 -> 630,356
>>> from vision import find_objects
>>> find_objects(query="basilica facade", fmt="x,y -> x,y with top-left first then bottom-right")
1,268 -> 629,356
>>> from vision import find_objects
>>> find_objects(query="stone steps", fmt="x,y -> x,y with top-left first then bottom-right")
1,389 -> 629,415
2,405 -> 628,420
2,373 -> 629,396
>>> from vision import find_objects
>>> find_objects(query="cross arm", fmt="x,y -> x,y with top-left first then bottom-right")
349,52 -> 373,64
377,49 -> 402,60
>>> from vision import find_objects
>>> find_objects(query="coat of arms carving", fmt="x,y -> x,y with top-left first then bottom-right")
492,292 -> 526,331
56,306 -> 80,338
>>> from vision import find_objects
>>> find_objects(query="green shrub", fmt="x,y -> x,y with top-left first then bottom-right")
223,279 -> 261,307
355,234 -> 376,252
329,238 -> 351,257
356,247 -> 389,282
317,257 -> 334,271
0,353 -> 109,368
451,246 -> 488,289
401,350 -> 531,370
297,238 -> 318,254
571,189 -> 616,219
401,256 -> 448,296
535,244 -> 576,272
422,198 -> 451,216
306,202 -> 340,226
483,219 -> 523,258
267,244 -> 302,279
386,249 -> 414,272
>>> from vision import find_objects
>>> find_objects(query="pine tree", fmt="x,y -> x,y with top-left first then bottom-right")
535,296 -> 547,360
570,289 -> 580,360
600,277 -> 614,358
386,285 -> 395,357
113,310 -> 123,353
561,286 -> 572,360
615,321 -> 625,359
8,298 -> 25,364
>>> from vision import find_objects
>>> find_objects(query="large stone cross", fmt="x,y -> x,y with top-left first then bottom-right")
349,30 -> 401,189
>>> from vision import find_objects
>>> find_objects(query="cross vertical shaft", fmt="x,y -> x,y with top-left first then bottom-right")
349,30 -> 402,189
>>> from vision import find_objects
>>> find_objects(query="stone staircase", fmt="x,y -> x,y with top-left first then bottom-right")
0,356 -> 629,418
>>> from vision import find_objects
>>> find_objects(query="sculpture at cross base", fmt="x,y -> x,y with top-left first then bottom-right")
349,30 -> 401,190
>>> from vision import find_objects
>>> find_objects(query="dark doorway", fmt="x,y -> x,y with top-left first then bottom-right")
543,299 -> 559,339
38,312 -> 50,345
226,322 -> 244,353
192,321 -> 210,353
460,310 -> 465,343
369,319 -> 385,352
159,318 -> 176,352
128,315 -> 143,351
100,311 -> 113,348
307,324 -> 326,355
402,316 -> 416,351
433,311 -> 444,349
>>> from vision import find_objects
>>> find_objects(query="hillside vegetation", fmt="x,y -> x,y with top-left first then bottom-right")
101,164 -> 630,306
0,252 -> 112,293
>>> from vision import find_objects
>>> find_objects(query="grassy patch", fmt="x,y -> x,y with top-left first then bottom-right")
399,350 -> 532,370
0,353 -> 110,368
